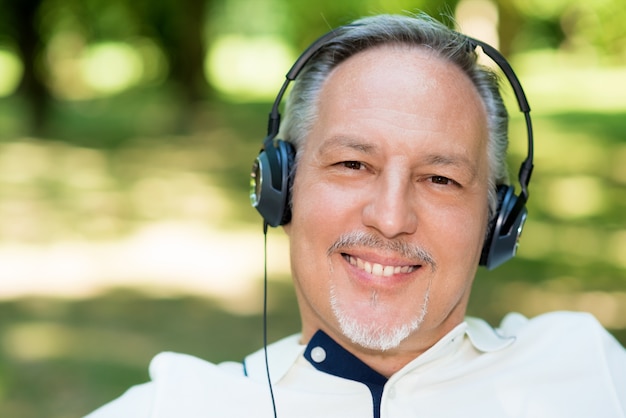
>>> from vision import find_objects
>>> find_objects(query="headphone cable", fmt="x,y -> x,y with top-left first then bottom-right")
263,221 -> 278,418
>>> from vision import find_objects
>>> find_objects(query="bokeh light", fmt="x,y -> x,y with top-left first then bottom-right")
0,49 -> 22,97
205,34 -> 295,100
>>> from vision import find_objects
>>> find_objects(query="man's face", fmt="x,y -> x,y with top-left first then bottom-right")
284,45 -> 491,354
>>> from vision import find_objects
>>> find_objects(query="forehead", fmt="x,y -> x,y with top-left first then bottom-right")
321,43 -> 484,114
303,44 -> 489,156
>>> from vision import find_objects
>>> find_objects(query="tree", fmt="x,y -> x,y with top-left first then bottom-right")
1,0 -> 50,133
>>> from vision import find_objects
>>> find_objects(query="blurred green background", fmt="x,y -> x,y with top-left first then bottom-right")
0,0 -> 625,416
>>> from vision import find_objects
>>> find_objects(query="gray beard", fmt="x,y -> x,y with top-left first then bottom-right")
330,283 -> 431,351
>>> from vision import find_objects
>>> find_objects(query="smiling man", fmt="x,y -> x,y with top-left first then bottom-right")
86,13 -> 626,418
285,43 -> 492,376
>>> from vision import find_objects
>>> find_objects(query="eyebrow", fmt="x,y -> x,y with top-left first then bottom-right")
424,153 -> 479,179
317,136 -> 378,156
424,153 -> 474,168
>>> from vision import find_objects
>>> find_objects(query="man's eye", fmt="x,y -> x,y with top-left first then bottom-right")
341,161 -> 364,170
431,175 -> 451,185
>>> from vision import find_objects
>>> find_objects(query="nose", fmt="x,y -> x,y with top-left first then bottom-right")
361,170 -> 418,239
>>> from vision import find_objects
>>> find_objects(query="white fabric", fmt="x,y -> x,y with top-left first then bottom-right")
85,311 -> 626,417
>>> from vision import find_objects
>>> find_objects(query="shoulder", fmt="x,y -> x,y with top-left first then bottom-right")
84,353 -> 243,418
466,311 -> 618,353
497,311 -> 620,345
501,311 -> 626,410
498,310 -> 598,330
461,312 -> 626,415
149,351 -> 244,381
84,334 -> 304,418
493,311 -> 625,358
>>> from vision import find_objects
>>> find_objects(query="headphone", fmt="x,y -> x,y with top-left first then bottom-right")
250,25 -> 534,270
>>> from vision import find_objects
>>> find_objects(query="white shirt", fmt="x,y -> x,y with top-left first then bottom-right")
85,311 -> 626,417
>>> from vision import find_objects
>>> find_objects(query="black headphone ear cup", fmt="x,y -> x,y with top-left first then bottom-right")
480,185 -> 527,269
250,138 -> 295,227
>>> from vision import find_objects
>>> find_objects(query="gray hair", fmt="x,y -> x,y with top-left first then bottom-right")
279,13 -> 510,218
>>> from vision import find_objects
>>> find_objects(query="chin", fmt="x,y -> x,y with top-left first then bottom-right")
330,284 -> 430,351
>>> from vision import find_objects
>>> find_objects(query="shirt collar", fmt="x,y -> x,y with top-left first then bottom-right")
465,316 -> 517,352
244,316 -> 515,384
303,330 -> 388,387
243,334 -> 305,384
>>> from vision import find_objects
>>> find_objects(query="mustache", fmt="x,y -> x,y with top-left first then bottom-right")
327,231 -> 437,271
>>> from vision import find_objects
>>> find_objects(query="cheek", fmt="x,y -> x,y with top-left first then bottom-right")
287,171 -> 366,277
409,211 -> 484,330
438,210 -> 487,254
427,198 -> 488,276
422,194 -> 488,290
287,178 -> 346,322
291,175 -> 361,233
426,193 -> 489,255
287,177 -> 335,270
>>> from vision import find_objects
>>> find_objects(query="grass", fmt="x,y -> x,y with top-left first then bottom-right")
0,284 -> 300,417
0,72 -> 625,417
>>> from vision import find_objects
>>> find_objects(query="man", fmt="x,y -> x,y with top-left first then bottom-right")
86,13 -> 626,418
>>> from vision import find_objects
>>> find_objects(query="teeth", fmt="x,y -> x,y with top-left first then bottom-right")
347,256 -> 415,277
381,265 -> 390,276
372,263 -> 383,276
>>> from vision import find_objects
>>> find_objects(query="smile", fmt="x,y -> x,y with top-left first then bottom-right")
343,254 -> 419,277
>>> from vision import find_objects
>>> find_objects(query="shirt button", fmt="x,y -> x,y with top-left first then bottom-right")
310,346 -> 326,363
387,386 -> 396,399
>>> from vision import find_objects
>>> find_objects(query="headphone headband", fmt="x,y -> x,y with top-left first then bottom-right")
467,37 -> 534,233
